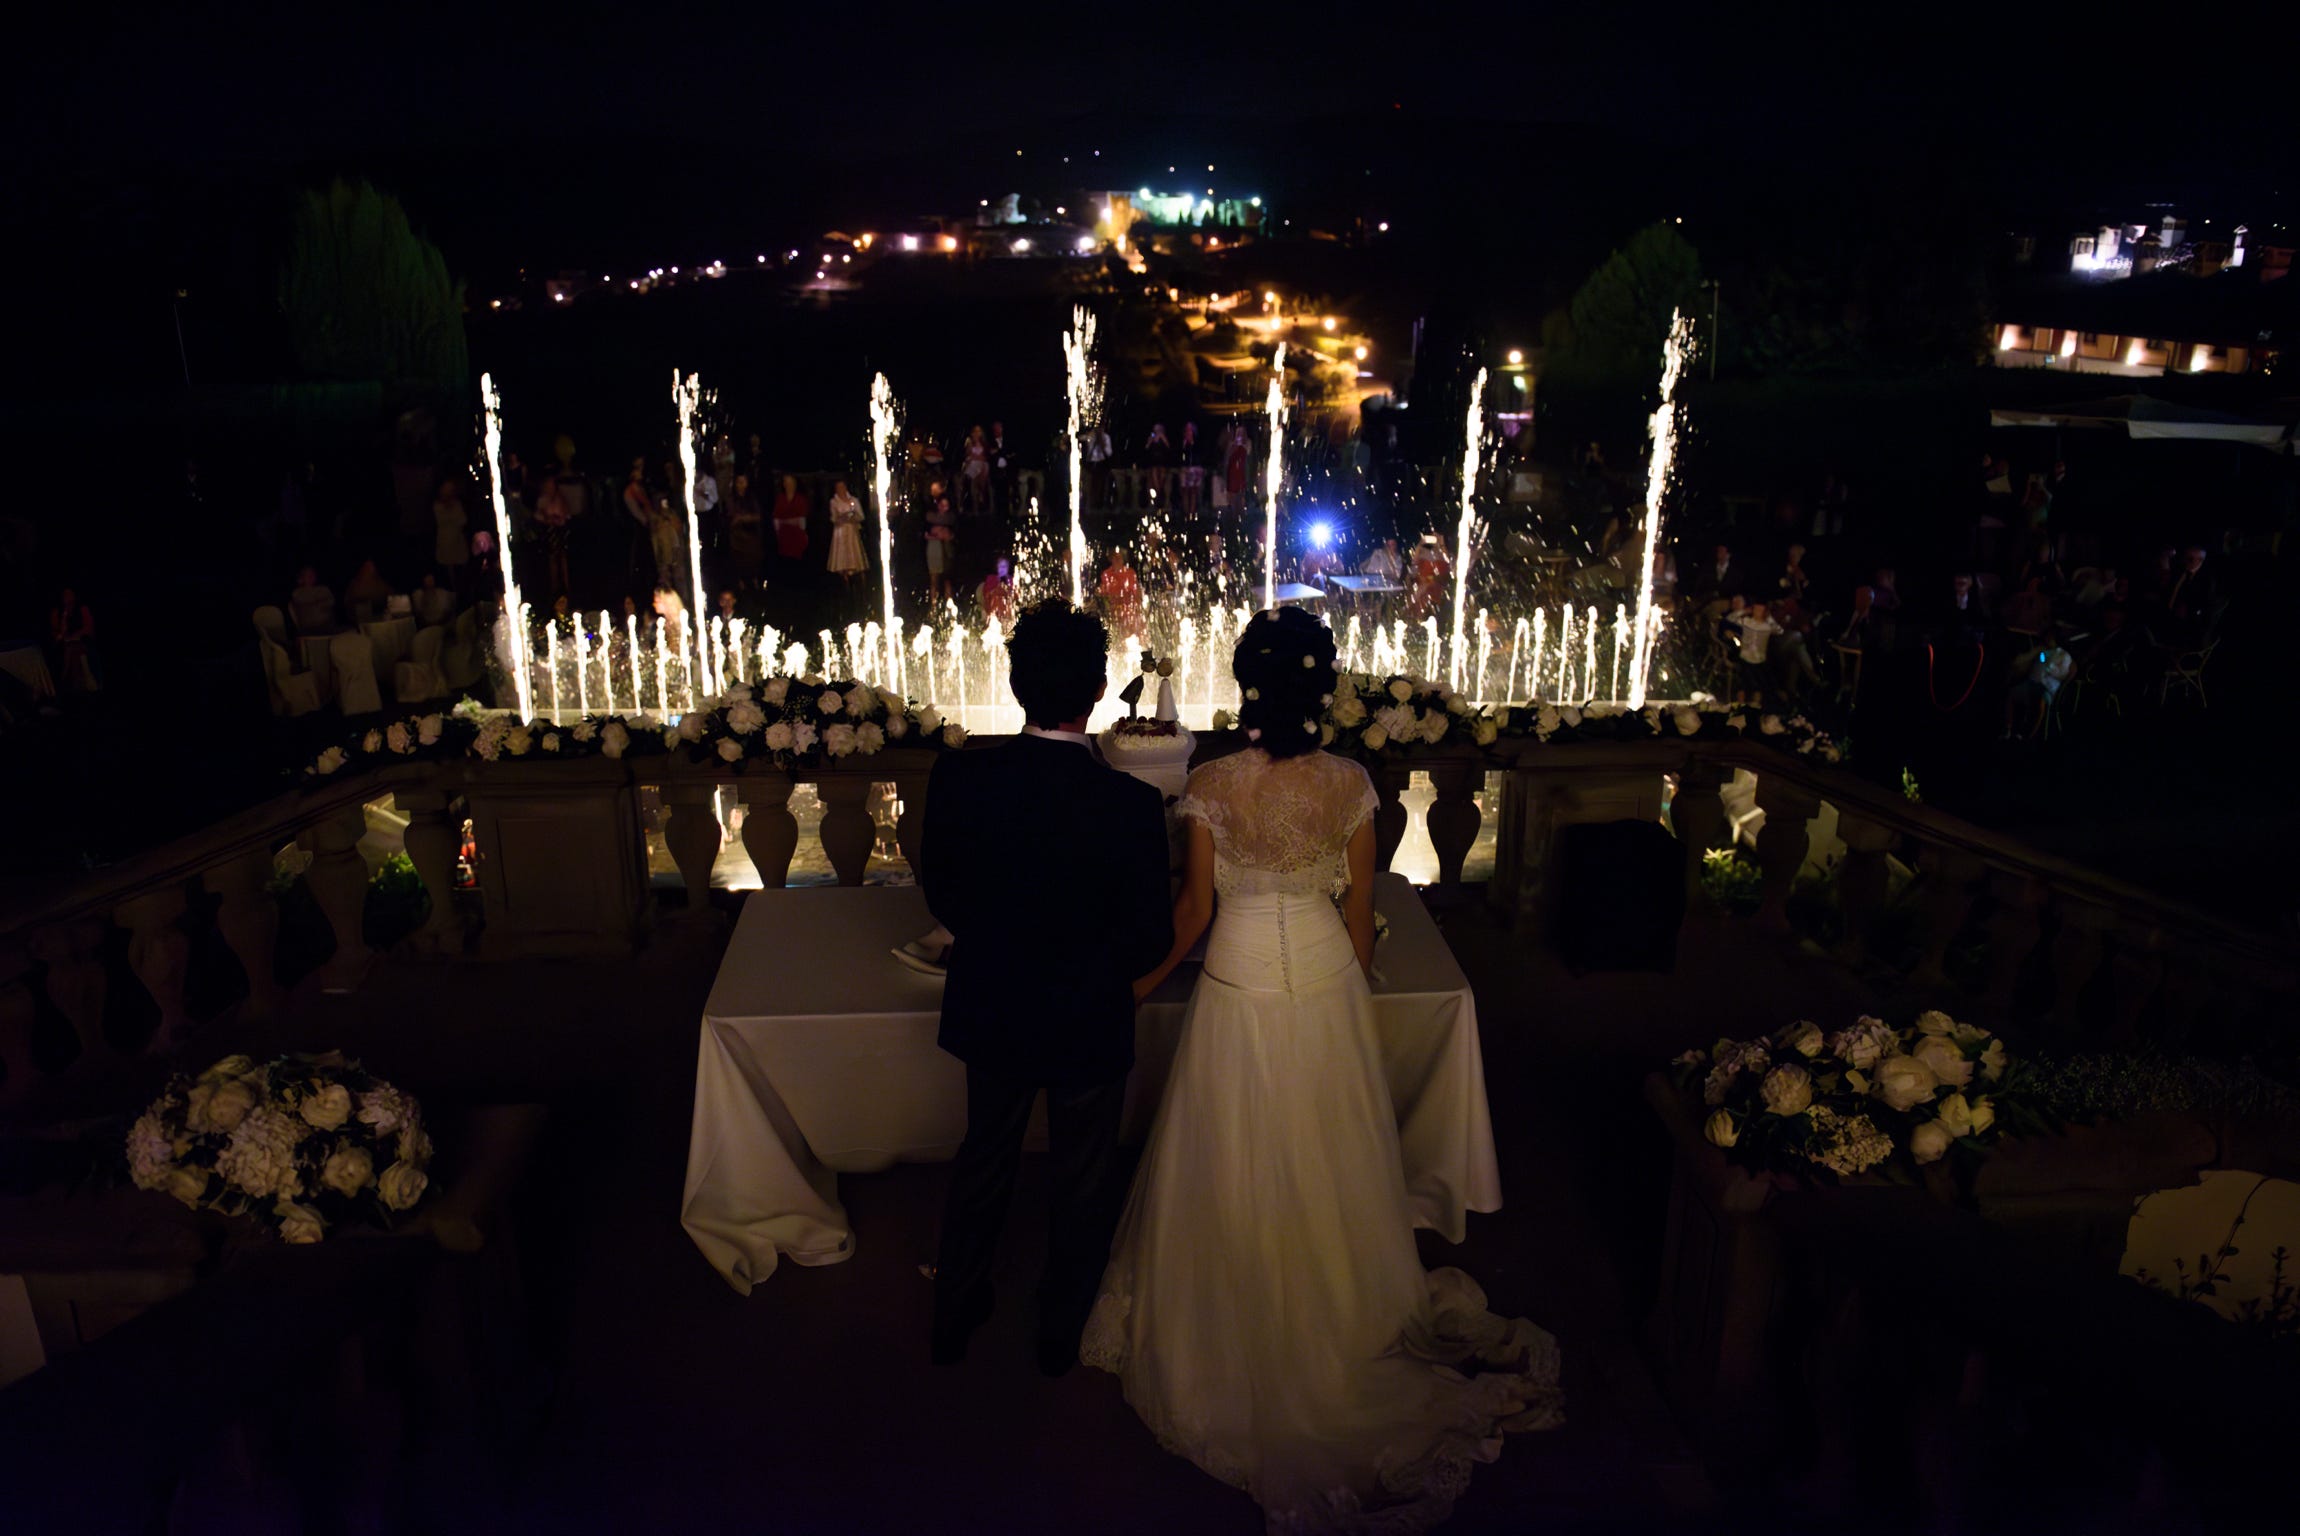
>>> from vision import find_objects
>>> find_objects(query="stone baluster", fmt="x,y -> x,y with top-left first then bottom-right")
394,787 -> 468,955
1750,776 -> 1821,936
2047,898 -> 2117,1042
738,776 -> 801,891
203,849 -> 286,1020
31,920 -> 109,1066
1424,761 -> 1485,890
1372,765 -> 1410,873
115,885 -> 193,1049
1979,870 -> 2047,1021
299,809 -> 375,994
1909,844 -> 1985,995
1830,810 -> 1901,966
2106,918 -> 2166,1046
660,782 -> 726,908
816,776 -> 877,886
894,771 -> 932,882
1487,771 -> 1530,917
0,943 -> 36,1107
1670,761 -> 1729,911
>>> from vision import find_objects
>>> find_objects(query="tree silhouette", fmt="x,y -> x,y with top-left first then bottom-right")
277,179 -> 468,388
1547,221 -> 1706,384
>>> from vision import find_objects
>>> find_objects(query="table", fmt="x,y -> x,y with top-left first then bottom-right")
1269,582 -> 1327,605
682,873 -> 1502,1294
1326,575 -> 1406,595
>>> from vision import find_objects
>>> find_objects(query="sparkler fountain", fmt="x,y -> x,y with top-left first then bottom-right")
1062,308 -> 1100,606
870,372 -> 903,680
1450,367 -> 1487,693
1627,309 -> 1694,710
1263,342 -> 1289,609
478,373 -> 533,721
673,369 -> 713,700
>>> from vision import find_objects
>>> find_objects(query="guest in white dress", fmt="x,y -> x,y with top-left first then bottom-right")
1086,607 -> 1562,1533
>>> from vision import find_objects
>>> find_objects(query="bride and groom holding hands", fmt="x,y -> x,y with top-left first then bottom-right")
920,601 -> 1561,1532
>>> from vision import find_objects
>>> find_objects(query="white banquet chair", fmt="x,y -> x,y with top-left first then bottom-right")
329,630 -> 384,715
395,625 -> 446,704
253,607 -> 323,716
362,613 -> 414,676
440,609 -> 484,693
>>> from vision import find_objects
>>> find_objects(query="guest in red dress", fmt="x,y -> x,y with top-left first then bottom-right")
1098,548 -> 1144,640
771,475 -> 811,563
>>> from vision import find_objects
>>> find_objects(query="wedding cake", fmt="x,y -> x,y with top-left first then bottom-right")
1100,662 -> 1195,864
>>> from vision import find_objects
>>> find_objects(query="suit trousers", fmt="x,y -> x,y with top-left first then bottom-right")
933,1066 -> 1125,1344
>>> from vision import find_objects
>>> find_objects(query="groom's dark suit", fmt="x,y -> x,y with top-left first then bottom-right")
922,730 -> 1173,1366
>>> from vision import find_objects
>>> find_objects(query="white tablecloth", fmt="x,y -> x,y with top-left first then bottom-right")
0,646 -> 54,700
682,873 -> 1501,1293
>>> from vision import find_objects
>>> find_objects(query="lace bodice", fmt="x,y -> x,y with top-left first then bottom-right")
1177,749 -> 1379,898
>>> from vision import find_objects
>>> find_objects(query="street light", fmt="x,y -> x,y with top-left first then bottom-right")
1506,348 -> 1524,365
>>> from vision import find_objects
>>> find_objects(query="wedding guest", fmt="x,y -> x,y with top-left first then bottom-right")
288,566 -> 337,635
827,479 -> 866,584
1870,566 -> 1903,612
1099,547 -> 1144,640
1084,424 -> 1113,510
650,495 -> 685,589
432,478 -> 469,586
413,571 -> 454,627
1726,600 -> 1782,704
2004,624 -> 2073,739
1221,422 -> 1251,512
1939,571 -> 1989,642
2001,575 -> 2052,635
2162,545 -> 2221,643
1176,422 -> 1205,524
988,421 -> 1017,516
1360,536 -> 1405,582
958,426 -> 992,516
925,492 -> 958,606
771,474 -> 811,563
1407,535 -> 1451,621
49,586 -> 97,692
979,556 -> 1016,628
1205,533 -> 1236,595
1690,541 -> 1749,619
1776,542 -> 1812,605
1142,423 -> 1174,508
533,472 -> 572,598
725,472 -> 766,590
344,558 -> 394,623
651,585 -> 690,651
715,589 -> 741,631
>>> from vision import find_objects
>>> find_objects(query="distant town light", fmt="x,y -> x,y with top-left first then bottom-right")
1354,345 -> 1367,360
900,234 -> 919,252
1323,317 -> 1337,332
2190,344 -> 2210,372
757,254 -> 766,263
1378,221 -> 1389,232
1076,236 -> 1096,253
939,234 -> 958,252
1139,187 -> 1151,198
1263,291 -> 1277,304
1507,348 -> 1524,365
1055,206 -> 1065,215
1251,197 -> 1262,207
1012,238 -> 1032,253
1999,325 -> 2019,351
2059,331 -> 2076,359
2126,338 -> 2145,366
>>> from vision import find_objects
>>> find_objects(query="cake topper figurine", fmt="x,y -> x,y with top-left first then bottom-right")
1120,654 -> 1176,718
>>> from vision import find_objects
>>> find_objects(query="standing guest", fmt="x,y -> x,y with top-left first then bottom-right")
289,566 -> 338,635
2004,625 -> 2073,740
2162,546 -> 2220,642
622,460 -> 656,588
715,589 -> 742,633
2016,537 -> 2062,598
344,558 -> 393,623
958,426 -> 992,517
925,492 -> 958,606
1099,547 -> 1145,640
1176,422 -> 1206,526
1812,468 -> 1849,538
771,474 -> 812,564
1725,601 -> 1782,705
1870,566 -> 1903,612
413,571 -> 454,627
1085,424 -> 1113,511
533,472 -> 572,598
1142,423 -> 1175,508
1691,542 -> 1748,619
652,586 -> 691,657
1776,542 -> 1812,606
650,495 -> 685,590
827,479 -> 867,584
725,472 -> 766,590
988,421 -> 1017,517
979,556 -> 1016,628
432,478 -> 470,587
49,587 -> 97,692
1221,422 -> 1251,517
743,433 -> 767,484
1939,572 -> 1989,644
1205,533 -> 1236,596
1407,535 -> 1452,622
1360,536 -> 1405,582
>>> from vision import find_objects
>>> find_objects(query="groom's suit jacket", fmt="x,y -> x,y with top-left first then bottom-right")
922,732 -> 1173,1087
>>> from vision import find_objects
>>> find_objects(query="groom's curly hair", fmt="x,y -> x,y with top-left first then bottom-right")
1008,601 -> 1109,728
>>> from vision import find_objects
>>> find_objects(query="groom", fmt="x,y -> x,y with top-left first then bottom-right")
922,601 -> 1174,1373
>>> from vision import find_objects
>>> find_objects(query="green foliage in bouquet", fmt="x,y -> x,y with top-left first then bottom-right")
125,1053 -> 434,1243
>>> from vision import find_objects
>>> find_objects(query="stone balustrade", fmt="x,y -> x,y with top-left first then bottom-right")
1,737 -> 2289,1109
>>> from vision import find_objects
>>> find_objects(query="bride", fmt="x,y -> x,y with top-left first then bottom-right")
1084,608 -> 1562,1532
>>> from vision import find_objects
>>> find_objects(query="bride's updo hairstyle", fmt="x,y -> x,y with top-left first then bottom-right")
1232,607 -> 1337,759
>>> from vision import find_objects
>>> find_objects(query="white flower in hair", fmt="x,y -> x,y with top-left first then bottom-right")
1302,655 -> 1315,668
1245,687 -> 1260,700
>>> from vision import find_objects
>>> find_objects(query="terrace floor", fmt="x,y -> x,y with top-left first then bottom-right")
96,885 -> 1874,1535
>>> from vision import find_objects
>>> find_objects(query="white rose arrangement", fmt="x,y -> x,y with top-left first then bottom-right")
1672,1011 -> 2025,1183
126,1054 -> 433,1243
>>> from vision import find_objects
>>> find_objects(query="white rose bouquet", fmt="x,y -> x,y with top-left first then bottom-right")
1670,1011 -> 2028,1185
126,1053 -> 434,1243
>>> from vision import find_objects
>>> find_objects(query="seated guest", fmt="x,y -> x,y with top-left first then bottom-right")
2069,565 -> 2117,614
1835,584 -> 1882,652
1869,566 -> 1903,612
1359,536 -> 1405,582
344,558 -> 393,623
2162,546 -> 2221,644
979,557 -> 1016,628
2016,537 -> 2063,598
2000,575 -> 2052,635
412,571 -> 454,627
1690,542 -> 1749,619
289,566 -> 338,635
1939,572 -> 1990,642
2004,625 -> 2073,740
1775,542 -> 1812,606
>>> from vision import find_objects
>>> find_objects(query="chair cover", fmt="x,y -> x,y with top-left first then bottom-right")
251,606 -> 291,651
262,637 -> 321,716
441,610 -> 483,691
330,630 -> 383,715
395,625 -> 446,703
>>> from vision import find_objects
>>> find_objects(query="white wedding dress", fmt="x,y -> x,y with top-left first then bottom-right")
1083,749 -> 1562,1533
